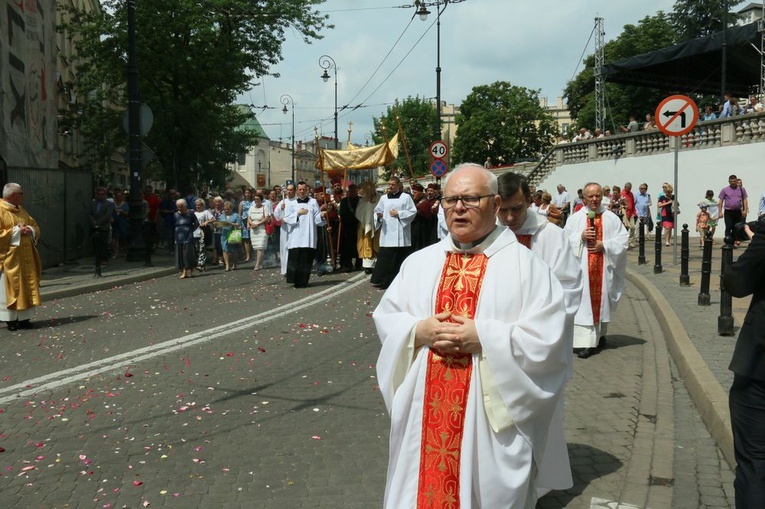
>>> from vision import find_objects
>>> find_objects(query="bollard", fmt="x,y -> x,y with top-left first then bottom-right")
142,222 -> 154,267
698,233 -> 712,305
638,217 -> 646,265
680,224 -> 690,286
653,224 -> 663,274
718,237 -> 735,336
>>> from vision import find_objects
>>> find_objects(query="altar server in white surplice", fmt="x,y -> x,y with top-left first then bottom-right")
283,182 -> 325,288
374,163 -> 569,509
563,182 -> 629,359
370,176 -> 416,289
497,171 -> 583,498
272,184 -> 296,276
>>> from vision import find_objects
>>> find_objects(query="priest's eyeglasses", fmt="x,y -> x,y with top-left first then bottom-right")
440,194 -> 495,210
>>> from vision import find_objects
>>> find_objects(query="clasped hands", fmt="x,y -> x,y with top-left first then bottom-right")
414,311 -> 482,354
581,227 -> 604,253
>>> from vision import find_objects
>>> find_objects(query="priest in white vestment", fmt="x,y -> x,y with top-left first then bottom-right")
374,164 -> 569,508
272,184 -> 296,276
563,182 -> 629,359
496,172 -> 583,497
371,176 -> 416,289
283,182 -> 325,288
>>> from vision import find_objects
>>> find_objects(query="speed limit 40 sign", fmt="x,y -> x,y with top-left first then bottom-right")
429,140 -> 448,160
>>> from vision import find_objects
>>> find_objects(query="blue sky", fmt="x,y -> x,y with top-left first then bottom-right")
240,0 -> 676,146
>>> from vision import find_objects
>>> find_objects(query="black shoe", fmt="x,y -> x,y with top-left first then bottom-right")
598,336 -> 607,349
576,348 -> 594,359
364,268 -> 373,274
5,321 -> 17,331
17,320 -> 34,330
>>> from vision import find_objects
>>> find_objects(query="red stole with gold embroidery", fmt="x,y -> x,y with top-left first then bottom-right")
516,234 -> 532,249
416,251 -> 489,509
587,214 -> 604,324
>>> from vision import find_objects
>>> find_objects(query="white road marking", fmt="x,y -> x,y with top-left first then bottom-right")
0,274 -> 369,405
590,497 -> 646,509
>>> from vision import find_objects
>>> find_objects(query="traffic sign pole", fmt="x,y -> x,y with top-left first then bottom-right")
655,94 -> 699,266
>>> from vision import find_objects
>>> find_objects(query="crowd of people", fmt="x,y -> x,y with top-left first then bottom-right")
559,94 -> 764,145
0,162 -> 763,505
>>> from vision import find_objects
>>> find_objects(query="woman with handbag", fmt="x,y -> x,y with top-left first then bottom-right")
238,188 -> 254,263
247,194 -> 270,271
219,201 -> 240,271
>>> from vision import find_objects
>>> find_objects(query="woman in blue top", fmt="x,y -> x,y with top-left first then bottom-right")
238,188 -> 254,263
174,199 -> 199,279
219,200 -> 240,271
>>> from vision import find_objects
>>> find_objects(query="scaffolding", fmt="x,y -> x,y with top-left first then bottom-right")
594,17 -> 606,132
760,2 -> 765,101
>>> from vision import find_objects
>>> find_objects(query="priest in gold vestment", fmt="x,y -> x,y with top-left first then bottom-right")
0,183 -> 42,331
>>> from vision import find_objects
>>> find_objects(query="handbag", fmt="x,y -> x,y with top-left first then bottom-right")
647,216 -> 654,232
264,219 -> 275,236
226,229 -> 242,244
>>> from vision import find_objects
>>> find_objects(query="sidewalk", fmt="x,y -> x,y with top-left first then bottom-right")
624,236 -> 747,471
40,250 -> 177,301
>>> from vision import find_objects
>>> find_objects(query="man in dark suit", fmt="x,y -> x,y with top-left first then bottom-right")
724,216 -> 765,508
89,187 -> 115,277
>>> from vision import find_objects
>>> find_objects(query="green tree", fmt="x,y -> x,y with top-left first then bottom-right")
372,96 -> 439,180
451,81 -> 557,166
563,12 -> 677,132
59,0 -> 329,189
671,0 -> 743,41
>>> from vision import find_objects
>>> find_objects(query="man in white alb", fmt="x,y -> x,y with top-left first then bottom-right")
496,171 -> 582,497
563,182 -> 629,358
371,176 -> 416,289
282,182 -> 325,288
375,163 -> 569,508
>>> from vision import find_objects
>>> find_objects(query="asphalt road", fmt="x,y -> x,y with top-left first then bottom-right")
0,266 -> 735,508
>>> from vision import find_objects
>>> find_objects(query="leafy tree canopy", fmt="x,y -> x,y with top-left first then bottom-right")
671,0 -> 743,41
564,12 -> 678,133
372,96 -> 439,181
564,0 -> 745,133
452,81 -> 557,166
59,0 -> 329,189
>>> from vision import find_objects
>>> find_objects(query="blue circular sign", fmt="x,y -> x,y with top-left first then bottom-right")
430,159 -> 448,177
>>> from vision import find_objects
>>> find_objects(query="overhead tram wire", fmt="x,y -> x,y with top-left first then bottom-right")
244,3 -> 430,143
307,3 -> 436,136
341,16 -> 416,111
320,0 -> 440,112
338,16 -> 437,125
307,15 -> 421,140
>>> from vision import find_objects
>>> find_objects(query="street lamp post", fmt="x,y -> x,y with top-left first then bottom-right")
126,0 -> 147,263
280,94 -> 295,183
415,0 -> 466,142
319,55 -> 339,149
